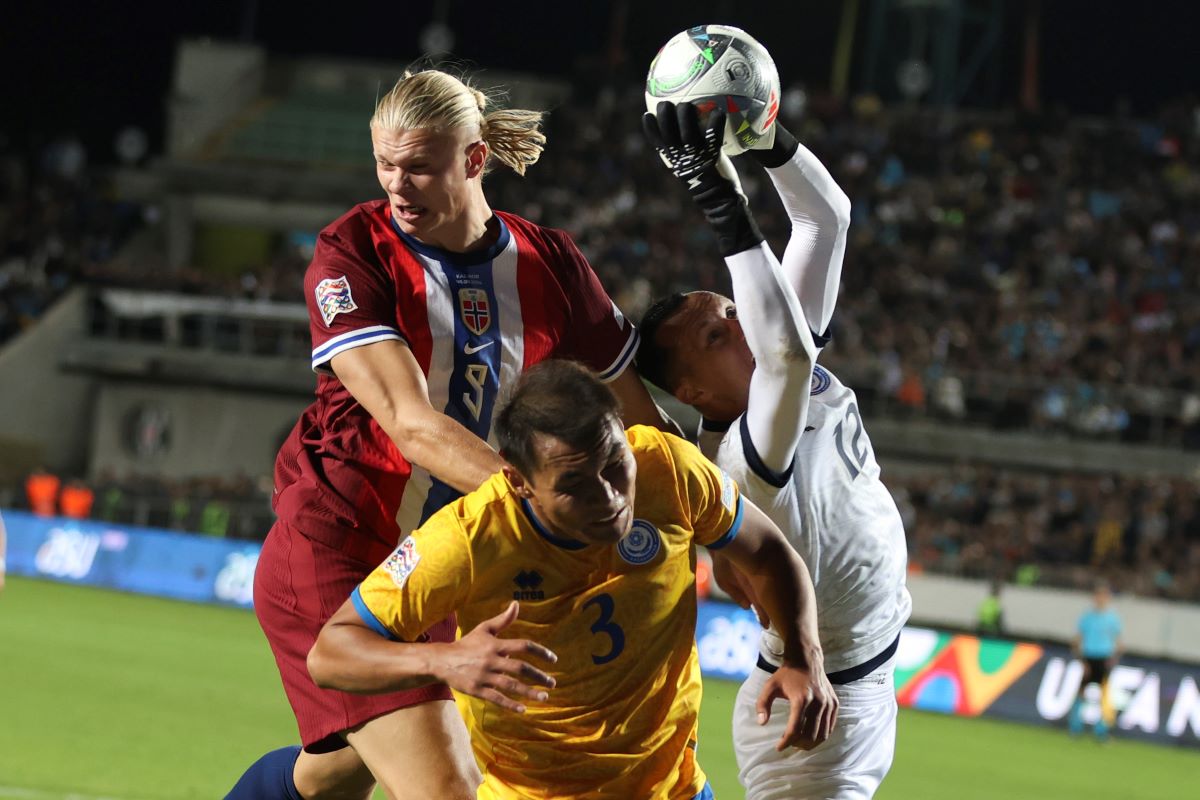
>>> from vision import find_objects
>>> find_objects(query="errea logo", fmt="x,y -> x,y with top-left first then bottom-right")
513,570 -> 545,601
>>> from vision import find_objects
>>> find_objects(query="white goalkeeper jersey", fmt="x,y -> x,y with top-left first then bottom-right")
698,141 -> 911,675
698,365 -> 911,673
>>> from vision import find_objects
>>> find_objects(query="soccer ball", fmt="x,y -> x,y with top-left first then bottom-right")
645,24 -> 781,156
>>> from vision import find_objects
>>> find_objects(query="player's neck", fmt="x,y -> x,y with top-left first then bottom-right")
423,195 -> 496,253
696,400 -> 742,427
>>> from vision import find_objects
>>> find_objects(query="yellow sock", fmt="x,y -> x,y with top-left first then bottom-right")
1099,679 -> 1115,727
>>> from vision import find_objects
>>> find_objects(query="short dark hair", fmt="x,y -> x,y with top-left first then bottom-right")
495,360 -> 621,478
635,292 -> 689,392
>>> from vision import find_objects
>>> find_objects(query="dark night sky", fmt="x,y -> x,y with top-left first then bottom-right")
3,0 -> 1198,163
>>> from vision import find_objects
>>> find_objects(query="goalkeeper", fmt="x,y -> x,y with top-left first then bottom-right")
637,101 -> 911,799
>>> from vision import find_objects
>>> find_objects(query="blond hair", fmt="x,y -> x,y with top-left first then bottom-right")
371,69 -> 546,176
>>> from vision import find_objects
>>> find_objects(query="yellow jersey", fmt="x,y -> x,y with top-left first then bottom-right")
353,426 -> 743,800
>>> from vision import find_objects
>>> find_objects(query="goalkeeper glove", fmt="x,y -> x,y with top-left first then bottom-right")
643,101 -> 764,258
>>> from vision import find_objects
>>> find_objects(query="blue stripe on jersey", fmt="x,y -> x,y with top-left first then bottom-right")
521,498 -> 588,550
691,783 -> 714,800
350,586 -> 399,641
311,325 -> 407,372
706,496 -> 744,551
418,257 -> 505,524
597,327 -> 640,381
389,216 -> 513,525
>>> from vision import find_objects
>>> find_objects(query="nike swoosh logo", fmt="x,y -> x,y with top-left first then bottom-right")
464,341 -> 494,355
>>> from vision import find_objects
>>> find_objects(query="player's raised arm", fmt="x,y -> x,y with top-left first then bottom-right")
644,102 -> 817,476
748,123 -> 851,343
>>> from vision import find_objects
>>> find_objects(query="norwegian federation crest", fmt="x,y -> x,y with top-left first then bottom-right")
618,520 -> 662,565
383,537 -> 421,588
314,275 -> 357,327
458,288 -> 491,336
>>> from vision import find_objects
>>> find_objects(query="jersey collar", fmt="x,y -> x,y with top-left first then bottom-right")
390,214 -> 511,267
520,498 -> 588,551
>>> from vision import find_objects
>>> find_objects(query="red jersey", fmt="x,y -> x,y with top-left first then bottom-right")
273,201 -> 638,559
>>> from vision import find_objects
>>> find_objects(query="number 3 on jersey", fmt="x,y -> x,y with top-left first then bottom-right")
834,402 -> 870,479
583,593 -> 625,665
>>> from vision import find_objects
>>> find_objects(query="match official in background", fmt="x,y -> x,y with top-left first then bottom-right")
0,509 -> 7,592
309,360 -> 837,800
1068,582 -> 1123,740
227,69 -> 671,800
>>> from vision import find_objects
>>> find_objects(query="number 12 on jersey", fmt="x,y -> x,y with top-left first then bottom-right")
834,402 -> 870,479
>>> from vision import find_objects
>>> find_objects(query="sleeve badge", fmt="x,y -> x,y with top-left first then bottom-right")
383,537 -> 421,589
720,469 -> 737,512
315,275 -> 358,327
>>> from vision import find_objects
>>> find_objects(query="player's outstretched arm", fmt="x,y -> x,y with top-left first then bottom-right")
331,341 -> 506,493
717,498 -> 838,750
309,599 -> 557,713
645,102 -> 818,474
749,124 -> 851,341
729,241 -> 819,477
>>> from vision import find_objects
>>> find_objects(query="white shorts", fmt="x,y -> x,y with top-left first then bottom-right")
732,657 -> 897,800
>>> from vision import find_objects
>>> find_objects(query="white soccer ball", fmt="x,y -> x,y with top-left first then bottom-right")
645,24 -> 781,156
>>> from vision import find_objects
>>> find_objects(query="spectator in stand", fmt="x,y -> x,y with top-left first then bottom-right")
199,497 -> 230,538
976,580 -> 1005,637
24,468 -> 59,517
58,479 -> 94,519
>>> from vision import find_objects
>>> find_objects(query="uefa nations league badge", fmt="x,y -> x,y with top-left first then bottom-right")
618,520 -> 662,565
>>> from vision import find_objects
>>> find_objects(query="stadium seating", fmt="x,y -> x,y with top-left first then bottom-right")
4,72 -> 1199,601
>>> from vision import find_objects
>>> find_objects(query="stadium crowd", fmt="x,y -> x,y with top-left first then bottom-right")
892,466 -> 1200,602
5,84 -> 1200,602
482,88 -> 1200,449
6,91 -> 1200,449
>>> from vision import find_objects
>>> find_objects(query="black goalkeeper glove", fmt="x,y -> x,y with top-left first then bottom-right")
643,101 -> 764,258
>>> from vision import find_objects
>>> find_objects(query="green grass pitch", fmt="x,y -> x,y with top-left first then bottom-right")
1,577 -> 1195,799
